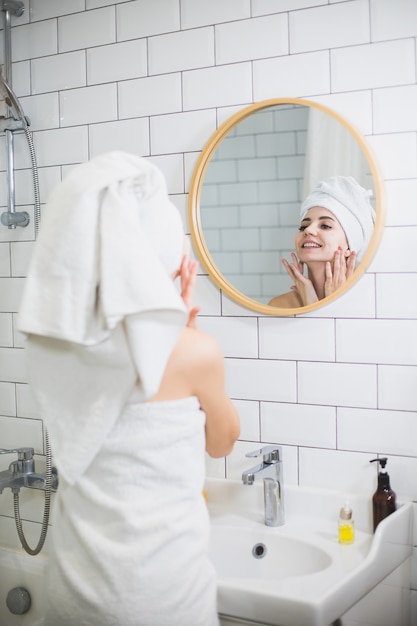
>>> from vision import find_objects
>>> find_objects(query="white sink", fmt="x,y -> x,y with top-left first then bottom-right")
210,525 -> 331,580
206,478 -> 412,626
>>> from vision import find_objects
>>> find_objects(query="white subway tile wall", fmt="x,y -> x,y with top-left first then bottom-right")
58,7 -> 116,52
0,277 -> 25,312
331,39 -> 415,92
0,314 -> 13,348
59,83 -> 118,126
373,226 -> 417,273
372,85 -> 417,134
367,133 -> 417,179
18,94 -> 60,132
289,1 -> 370,53
180,0 -> 250,30
0,381 -> 16,415
385,179 -> 417,226
1,0 -> 416,619
259,317 -> 335,361
148,27 -> 214,74
117,1 -> 180,41
10,242 -> 34,277
87,39 -> 147,85
215,14 -> 288,64
0,244 -> 11,276
253,51 -> 331,99
183,63 -> 253,110
30,0 -> 85,22
0,415 -> 43,455
298,361 -> 378,408
0,132 -> 31,171
88,118 -> 150,159
371,0 -> 417,40
12,20 -> 57,61
311,91 -> 374,135
32,51 -> 87,94
33,126 -> 89,167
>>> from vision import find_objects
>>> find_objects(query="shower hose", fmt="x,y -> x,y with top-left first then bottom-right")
13,432 -> 53,555
12,124 -> 53,556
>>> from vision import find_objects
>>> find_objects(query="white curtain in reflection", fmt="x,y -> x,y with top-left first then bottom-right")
303,108 -> 370,198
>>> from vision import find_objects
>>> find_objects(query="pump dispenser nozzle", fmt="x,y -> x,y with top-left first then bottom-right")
370,457 -> 387,469
370,457 -> 396,532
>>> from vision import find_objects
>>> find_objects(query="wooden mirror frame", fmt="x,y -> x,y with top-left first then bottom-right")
188,98 -> 385,315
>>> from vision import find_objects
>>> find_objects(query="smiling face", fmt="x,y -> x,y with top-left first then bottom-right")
295,206 -> 350,263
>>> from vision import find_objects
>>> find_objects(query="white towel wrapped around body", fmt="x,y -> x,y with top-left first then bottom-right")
18,152 -> 219,624
43,397 -> 218,626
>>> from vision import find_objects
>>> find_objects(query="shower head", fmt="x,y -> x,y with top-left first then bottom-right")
1,1 -> 24,17
0,70 -> 28,124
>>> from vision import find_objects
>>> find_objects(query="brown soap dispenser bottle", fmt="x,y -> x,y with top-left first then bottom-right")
369,457 -> 396,532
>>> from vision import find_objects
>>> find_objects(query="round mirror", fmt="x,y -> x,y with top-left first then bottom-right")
188,98 -> 385,315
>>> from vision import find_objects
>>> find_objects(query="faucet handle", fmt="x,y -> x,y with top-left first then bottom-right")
0,447 -> 34,460
245,445 -> 282,463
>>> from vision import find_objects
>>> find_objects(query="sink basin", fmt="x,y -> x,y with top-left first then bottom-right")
210,525 -> 331,580
206,478 -> 412,626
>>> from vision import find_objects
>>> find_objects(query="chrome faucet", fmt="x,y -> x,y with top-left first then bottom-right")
242,445 -> 284,527
0,447 -> 58,494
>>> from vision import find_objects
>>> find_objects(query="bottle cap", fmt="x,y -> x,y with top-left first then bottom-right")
339,501 -> 352,520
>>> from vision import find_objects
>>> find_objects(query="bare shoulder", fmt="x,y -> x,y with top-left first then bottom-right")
157,326 -> 240,457
268,291 -> 302,308
173,326 -> 224,375
181,326 -> 221,357
151,326 -> 224,402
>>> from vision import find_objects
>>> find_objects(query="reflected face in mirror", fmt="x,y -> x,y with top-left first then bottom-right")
188,98 -> 385,315
269,207 -> 352,309
269,175 -> 375,308
296,208 -> 350,264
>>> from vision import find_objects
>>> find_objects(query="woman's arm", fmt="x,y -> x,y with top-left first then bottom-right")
174,253 -> 240,457
192,332 -> 240,458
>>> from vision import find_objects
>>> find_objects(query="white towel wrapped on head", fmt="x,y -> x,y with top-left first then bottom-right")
300,175 -> 375,262
18,152 -> 188,484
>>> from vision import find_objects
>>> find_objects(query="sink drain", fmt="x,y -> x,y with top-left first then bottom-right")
252,542 -> 267,559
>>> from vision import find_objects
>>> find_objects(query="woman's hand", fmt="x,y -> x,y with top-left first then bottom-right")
281,253 -> 319,306
324,248 -> 357,297
173,255 -> 200,328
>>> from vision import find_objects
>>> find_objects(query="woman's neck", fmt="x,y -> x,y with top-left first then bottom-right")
307,263 -> 327,300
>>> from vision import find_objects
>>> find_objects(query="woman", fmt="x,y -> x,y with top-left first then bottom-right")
269,175 -> 375,308
18,152 -> 240,626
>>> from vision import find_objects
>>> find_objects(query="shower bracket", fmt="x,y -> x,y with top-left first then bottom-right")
2,1 -> 24,17
0,117 -> 27,132
1,210 -> 29,227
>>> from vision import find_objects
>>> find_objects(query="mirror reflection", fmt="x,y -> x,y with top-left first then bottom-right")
268,175 -> 375,308
190,99 -> 384,315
